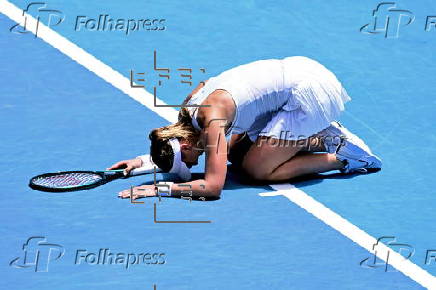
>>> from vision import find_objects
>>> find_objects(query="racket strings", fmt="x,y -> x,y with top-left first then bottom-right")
32,173 -> 102,188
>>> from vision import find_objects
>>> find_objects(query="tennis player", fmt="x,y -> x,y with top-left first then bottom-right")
110,56 -> 382,199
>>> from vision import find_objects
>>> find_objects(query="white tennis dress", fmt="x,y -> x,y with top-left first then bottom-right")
186,56 -> 351,141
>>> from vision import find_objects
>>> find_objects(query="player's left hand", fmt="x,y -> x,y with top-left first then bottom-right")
118,185 -> 156,199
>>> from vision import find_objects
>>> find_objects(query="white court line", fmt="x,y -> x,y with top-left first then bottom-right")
0,0 -> 178,124
261,184 -> 436,289
1,1 -> 434,288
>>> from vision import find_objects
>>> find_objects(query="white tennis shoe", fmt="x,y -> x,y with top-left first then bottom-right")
320,121 -> 382,173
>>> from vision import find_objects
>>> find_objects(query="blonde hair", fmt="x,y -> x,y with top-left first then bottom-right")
149,107 -> 200,171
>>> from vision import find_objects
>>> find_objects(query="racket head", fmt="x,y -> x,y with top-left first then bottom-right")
28,171 -> 117,192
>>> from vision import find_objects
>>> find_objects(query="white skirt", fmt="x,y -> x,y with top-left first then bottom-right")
253,57 -> 351,141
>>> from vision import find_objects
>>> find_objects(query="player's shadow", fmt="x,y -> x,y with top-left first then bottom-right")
137,164 -> 380,201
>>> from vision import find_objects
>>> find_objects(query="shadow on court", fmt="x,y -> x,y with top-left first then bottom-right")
133,165 -> 380,201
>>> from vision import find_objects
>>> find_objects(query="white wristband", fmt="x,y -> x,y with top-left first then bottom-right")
157,181 -> 174,196
136,155 -> 149,167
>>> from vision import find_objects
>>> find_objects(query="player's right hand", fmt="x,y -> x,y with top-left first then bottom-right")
106,158 -> 142,176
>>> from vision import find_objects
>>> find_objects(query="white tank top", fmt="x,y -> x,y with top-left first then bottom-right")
185,56 -> 344,136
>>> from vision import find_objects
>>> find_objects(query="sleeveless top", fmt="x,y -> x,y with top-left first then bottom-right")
185,56 -> 349,138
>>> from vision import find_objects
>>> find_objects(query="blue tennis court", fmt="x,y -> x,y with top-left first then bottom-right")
1,0 -> 435,289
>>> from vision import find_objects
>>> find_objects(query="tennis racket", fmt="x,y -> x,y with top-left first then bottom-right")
29,167 -> 162,192
29,154 -> 163,192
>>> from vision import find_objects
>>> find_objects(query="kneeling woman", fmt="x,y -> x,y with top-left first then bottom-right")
111,56 -> 382,199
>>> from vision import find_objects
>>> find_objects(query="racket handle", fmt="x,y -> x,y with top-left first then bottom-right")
129,166 -> 162,176
128,154 -> 162,176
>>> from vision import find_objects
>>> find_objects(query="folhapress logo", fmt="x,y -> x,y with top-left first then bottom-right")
9,2 -> 165,38
9,2 -> 64,38
360,236 -> 414,272
360,2 -> 414,38
9,236 -> 65,272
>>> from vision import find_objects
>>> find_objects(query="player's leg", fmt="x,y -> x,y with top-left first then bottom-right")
241,136 -> 344,181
